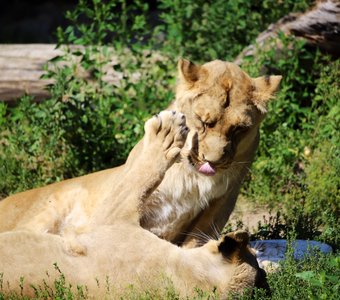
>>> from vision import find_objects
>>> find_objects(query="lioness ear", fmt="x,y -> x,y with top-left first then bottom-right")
218,230 -> 250,258
218,236 -> 239,258
178,58 -> 201,83
233,230 -> 249,247
252,75 -> 282,113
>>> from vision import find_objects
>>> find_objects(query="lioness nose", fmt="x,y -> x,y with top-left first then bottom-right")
201,148 -> 225,163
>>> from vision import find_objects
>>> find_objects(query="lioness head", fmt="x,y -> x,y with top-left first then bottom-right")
204,230 -> 270,296
175,59 -> 281,176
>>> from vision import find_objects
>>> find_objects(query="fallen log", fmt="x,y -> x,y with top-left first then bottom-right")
0,44 -> 61,103
0,44 -> 122,104
235,0 -> 340,64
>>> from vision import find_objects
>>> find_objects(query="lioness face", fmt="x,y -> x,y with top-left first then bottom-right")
175,59 -> 281,176
204,230 -> 270,296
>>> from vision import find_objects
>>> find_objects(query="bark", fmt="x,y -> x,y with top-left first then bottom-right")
0,44 -> 61,103
234,0 -> 340,64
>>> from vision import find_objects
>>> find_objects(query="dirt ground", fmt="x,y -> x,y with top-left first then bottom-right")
229,196 -> 272,232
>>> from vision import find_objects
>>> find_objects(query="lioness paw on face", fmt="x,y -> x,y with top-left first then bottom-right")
73,111 -> 188,254
140,59 -> 282,246
143,111 -> 188,164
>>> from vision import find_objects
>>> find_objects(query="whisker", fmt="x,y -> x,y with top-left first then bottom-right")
210,223 -> 221,240
233,161 -> 251,164
196,228 -> 215,242
192,231 -> 210,242
181,231 -> 211,244
227,165 -> 237,182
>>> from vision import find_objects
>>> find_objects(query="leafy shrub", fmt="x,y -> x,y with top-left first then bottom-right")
241,35 -> 340,246
45,46 -> 175,171
0,97 -> 74,196
251,250 -> 339,300
57,0 -> 312,62
156,0 -> 312,61
56,0 -> 150,46
295,256 -> 340,300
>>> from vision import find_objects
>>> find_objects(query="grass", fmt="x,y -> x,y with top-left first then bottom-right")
0,251 -> 339,299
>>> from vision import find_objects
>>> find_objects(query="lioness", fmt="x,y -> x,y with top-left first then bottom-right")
0,60 -> 281,247
0,112 -> 268,298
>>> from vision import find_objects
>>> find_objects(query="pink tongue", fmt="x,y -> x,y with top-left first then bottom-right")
198,162 -> 216,176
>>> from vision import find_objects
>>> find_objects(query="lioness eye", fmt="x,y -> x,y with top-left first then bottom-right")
234,126 -> 247,136
223,93 -> 230,109
206,121 -> 217,128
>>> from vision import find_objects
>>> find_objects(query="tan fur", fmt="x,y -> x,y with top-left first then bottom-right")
0,228 -> 265,298
0,112 -> 267,298
0,60 -> 281,248
140,59 -> 281,245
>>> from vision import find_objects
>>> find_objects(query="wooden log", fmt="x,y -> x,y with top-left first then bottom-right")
235,0 -> 340,64
0,44 -> 62,103
0,44 -> 122,103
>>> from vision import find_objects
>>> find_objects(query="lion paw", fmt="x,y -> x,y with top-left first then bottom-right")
144,111 -> 188,163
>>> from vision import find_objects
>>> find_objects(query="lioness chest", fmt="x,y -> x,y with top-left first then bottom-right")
140,162 -> 235,242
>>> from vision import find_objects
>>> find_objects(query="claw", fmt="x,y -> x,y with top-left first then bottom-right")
180,126 -> 189,137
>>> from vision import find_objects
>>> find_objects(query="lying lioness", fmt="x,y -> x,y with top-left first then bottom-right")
0,112 -> 268,298
0,60 -> 281,247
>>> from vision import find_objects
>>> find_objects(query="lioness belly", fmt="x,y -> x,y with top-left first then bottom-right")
0,167 -> 122,233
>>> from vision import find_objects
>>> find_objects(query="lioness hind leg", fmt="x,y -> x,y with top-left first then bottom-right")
97,111 -> 188,224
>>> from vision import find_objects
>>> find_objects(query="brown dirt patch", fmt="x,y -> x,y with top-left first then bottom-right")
229,196 -> 272,232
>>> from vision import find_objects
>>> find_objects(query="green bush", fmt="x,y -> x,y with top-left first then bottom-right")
239,34 -> 339,246
267,252 -> 340,300
45,46 -> 175,171
294,256 -> 340,300
156,0 -> 312,61
57,0 -> 312,62
0,97 -> 74,195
